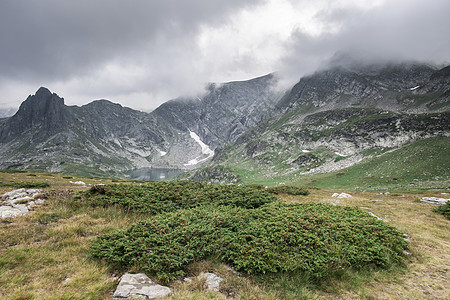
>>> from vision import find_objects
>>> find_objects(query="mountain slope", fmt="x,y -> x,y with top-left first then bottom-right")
152,73 -> 280,147
286,136 -> 450,189
187,63 -> 450,188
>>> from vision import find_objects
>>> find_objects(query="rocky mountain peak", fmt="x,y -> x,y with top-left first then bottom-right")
19,87 -> 65,113
0,87 -> 72,143
35,86 -> 53,97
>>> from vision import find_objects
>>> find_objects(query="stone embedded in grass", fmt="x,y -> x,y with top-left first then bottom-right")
0,206 -> 26,218
69,181 -> 87,186
0,189 -> 45,218
2,188 -> 26,200
198,272 -> 223,292
368,211 -> 387,222
332,192 -> 352,198
420,197 -> 449,205
113,273 -> 171,299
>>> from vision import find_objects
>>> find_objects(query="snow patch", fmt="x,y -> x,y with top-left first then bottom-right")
189,131 -> 214,156
334,152 -> 346,157
160,151 -> 167,156
409,85 -> 420,91
302,149 -> 311,153
184,130 -> 215,166
112,138 -> 122,147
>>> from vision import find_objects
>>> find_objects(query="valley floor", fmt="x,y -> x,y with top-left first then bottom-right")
0,171 -> 448,299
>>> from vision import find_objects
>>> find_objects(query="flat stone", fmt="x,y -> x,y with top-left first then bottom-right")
0,206 -> 24,218
70,181 -> 86,186
420,197 -> 449,205
113,273 -> 171,299
26,189 -> 42,194
368,211 -> 386,222
13,204 -> 29,214
2,189 -> 25,199
332,192 -> 352,198
35,199 -> 45,205
8,196 -> 31,205
198,272 -> 223,292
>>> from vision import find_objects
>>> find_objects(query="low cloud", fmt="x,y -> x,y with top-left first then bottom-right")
278,0 -> 450,86
0,0 -> 448,111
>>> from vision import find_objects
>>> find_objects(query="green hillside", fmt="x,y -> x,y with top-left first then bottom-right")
290,137 -> 450,190
213,137 -> 449,190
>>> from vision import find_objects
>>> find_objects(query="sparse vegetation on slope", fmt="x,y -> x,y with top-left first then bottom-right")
290,137 -> 450,190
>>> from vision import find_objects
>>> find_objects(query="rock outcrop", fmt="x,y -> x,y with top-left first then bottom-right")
198,272 -> 223,292
420,197 -> 449,205
0,189 -> 45,218
113,273 -> 171,299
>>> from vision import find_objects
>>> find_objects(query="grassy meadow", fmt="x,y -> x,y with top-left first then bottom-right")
0,169 -> 449,299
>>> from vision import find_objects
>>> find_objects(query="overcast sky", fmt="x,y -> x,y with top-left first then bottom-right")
1,0 -> 449,111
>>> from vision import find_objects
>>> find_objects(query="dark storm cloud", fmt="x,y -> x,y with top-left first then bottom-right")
279,0 -> 450,84
1,0 -> 449,110
0,0 -> 262,82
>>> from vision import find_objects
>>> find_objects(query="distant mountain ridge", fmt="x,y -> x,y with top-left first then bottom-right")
0,74 -> 279,177
277,63 -> 448,114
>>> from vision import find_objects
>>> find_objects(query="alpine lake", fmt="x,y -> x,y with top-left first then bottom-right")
125,167 -> 186,181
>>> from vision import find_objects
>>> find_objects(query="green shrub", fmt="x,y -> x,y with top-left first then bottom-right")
0,169 -> 27,174
433,202 -> 450,220
266,185 -> 309,196
80,181 -> 277,214
91,202 -> 408,282
246,184 -> 310,196
0,182 -> 50,188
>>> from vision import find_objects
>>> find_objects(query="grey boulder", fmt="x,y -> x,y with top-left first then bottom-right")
113,273 -> 171,299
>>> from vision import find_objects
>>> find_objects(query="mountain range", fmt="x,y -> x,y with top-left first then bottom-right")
0,61 -> 449,183
0,74 -> 279,177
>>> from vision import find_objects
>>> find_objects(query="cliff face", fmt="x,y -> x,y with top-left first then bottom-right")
152,73 -> 280,147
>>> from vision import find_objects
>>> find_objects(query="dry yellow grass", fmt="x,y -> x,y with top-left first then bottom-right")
1,170 -> 449,299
